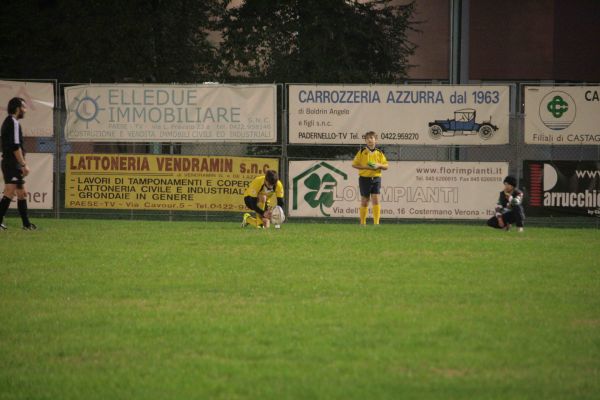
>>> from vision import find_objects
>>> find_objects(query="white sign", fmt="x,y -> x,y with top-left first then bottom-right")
64,84 -> 277,142
289,161 -> 508,219
0,80 -> 54,137
524,86 -> 600,145
0,153 -> 54,209
288,85 -> 510,145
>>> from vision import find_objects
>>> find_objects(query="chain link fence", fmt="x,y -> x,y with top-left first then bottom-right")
8,80 -> 599,227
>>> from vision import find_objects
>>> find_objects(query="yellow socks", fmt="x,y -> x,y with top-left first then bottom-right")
373,204 -> 381,224
251,200 -> 266,227
246,214 -> 262,227
359,206 -> 368,225
359,205 -> 381,224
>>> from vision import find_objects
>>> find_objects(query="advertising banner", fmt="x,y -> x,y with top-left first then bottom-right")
0,80 -> 54,137
64,84 -> 277,142
524,86 -> 600,145
288,85 -> 510,145
0,153 -> 54,209
524,160 -> 600,217
65,154 -> 278,211
289,161 -> 508,219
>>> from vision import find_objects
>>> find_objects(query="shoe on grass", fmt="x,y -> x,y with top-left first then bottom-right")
22,223 -> 37,231
241,213 -> 251,228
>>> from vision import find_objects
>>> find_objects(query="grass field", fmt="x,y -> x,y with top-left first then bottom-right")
1,217 -> 599,400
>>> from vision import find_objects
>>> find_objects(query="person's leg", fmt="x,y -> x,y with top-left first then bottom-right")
243,196 -> 263,228
255,194 -> 268,227
358,177 -> 370,225
0,184 -> 17,227
371,178 -> 382,225
372,194 -> 381,225
487,214 -> 503,229
16,186 -> 34,228
360,196 -> 369,225
502,210 -> 516,230
513,205 -> 525,229
244,213 -> 263,228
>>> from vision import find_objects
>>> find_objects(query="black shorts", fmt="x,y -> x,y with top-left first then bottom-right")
1,160 -> 24,186
244,196 -> 263,216
359,176 -> 381,197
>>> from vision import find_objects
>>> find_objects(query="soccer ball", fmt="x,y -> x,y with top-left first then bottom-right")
270,206 -> 286,226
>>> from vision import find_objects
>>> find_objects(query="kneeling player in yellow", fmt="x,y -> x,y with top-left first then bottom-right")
241,169 -> 284,228
352,131 -> 388,225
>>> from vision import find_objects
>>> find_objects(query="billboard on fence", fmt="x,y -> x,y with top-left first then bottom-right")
0,153 -> 53,209
0,80 -> 54,137
524,86 -> 600,145
65,154 -> 278,211
289,161 -> 508,219
64,84 -> 277,142
288,85 -> 510,145
524,160 -> 600,217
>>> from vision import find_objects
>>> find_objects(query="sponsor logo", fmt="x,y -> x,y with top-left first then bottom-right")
292,162 -> 348,216
528,162 -> 600,213
539,91 -> 576,131
69,90 -> 104,128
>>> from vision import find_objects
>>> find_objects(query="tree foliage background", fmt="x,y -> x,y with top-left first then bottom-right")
0,0 -> 416,83
218,0 -> 416,83
0,0 -> 221,83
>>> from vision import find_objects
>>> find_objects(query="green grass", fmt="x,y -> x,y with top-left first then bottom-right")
1,218 -> 599,400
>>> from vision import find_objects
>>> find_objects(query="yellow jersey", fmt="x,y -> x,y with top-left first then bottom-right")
352,147 -> 388,177
243,175 -> 284,203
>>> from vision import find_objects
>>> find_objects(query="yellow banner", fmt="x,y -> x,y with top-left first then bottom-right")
65,154 -> 279,211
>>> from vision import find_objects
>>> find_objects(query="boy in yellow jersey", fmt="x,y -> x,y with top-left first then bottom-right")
352,131 -> 388,225
241,169 -> 285,228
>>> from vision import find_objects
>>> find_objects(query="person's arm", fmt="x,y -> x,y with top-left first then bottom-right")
273,182 -> 285,212
13,148 -> 29,177
374,152 -> 388,170
502,190 -> 514,207
352,162 -> 367,169
353,160 -> 376,170
13,147 -> 26,166
495,192 -> 504,216
508,189 -> 524,207
493,192 -> 507,227
9,120 -> 29,176
352,149 -> 367,170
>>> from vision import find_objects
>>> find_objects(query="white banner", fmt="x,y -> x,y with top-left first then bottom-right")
0,80 -> 54,137
524,86 -> 600,145
64,84 -> 277,142
289,161 -> 508,219
288,85 -> 510,145
0,153 -> 54,209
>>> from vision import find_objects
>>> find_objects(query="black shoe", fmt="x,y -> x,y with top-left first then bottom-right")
22,223 -> 37,231
0,223 -> 6,231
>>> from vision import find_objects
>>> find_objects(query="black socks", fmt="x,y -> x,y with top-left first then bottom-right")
17,199 -> 31,227
0,196 -> 11,224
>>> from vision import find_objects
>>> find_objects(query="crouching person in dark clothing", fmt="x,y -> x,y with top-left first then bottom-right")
487,175 -> 525,232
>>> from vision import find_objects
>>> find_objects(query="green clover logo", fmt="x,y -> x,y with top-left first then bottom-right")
538,91 -> 576,131
303,173 -> 337,216
547,95 -> 568,118
292,162 -> 348,216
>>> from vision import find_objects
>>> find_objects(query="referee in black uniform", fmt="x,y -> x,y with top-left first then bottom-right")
0,97 -> 36,230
